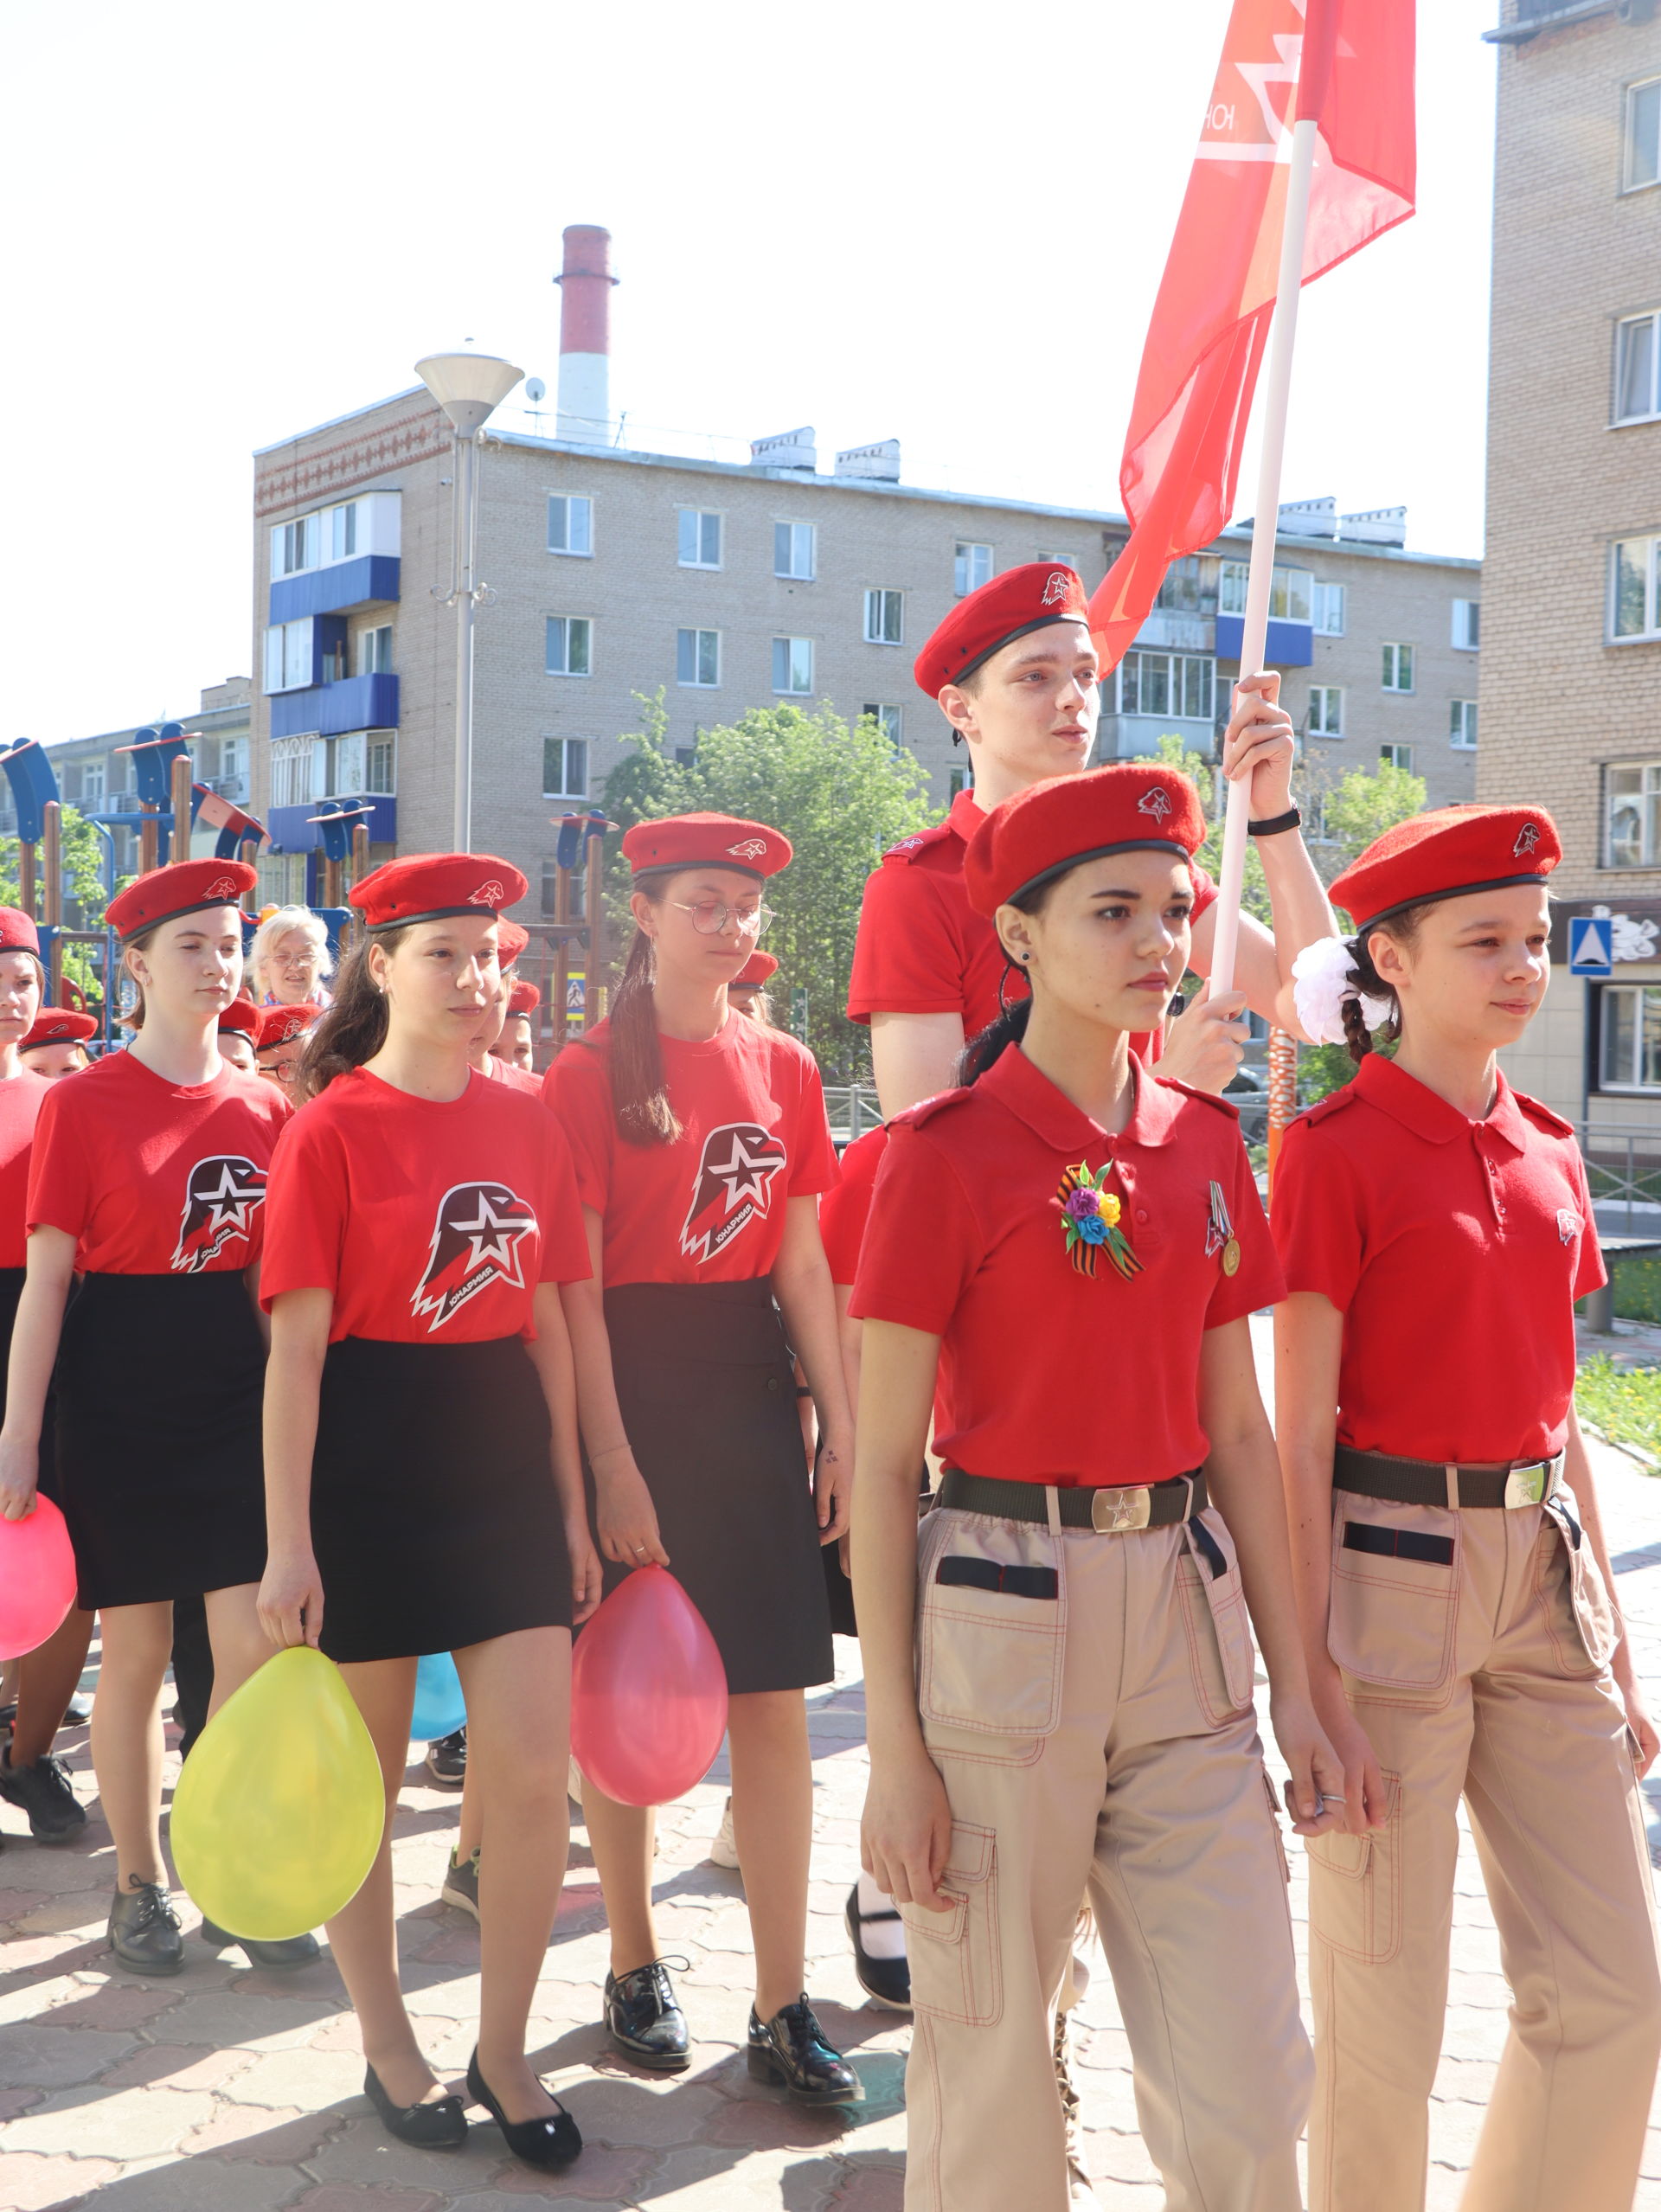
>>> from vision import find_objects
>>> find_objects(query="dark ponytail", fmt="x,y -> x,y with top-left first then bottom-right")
610,888 -> 680,1145
1338,905 -> 1430,1065
298,930 -> 406,1099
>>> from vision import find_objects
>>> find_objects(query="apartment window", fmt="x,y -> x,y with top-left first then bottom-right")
1219,561 -> 1313,623
862,704 -> 903,745
1154,555 -> 1216,615
1312,580 -> 1346,635
955,542 -> 992,597
1624,76 -> 1660,193
674,744 -> 698,768
1117,651 -> 1215,721
1612,535 -> 1661,639
547,495 -> 593,556
1036,550 -> 1080,574
262,618 -> 316,694
1606,760 -> 1661,866
80,760 -> 106,806
774,523 -> 815,580
273,513 -> 321,577
678,510 -> 722,568
1615,312 -> 1661,425
543,737 -> 590,799
1452,599 -> 1481,651
1380,742 -> 1414,772
864,589 -> 904,645
677,628 -> 720,686
545,617 -> 592,676
947,766 -> 971,799
1600,985 -> 1661,1091
365,733 -> 395,794
773,637 -> 814,696
270,735 -> 322,810
1382,641 -> 1415,692
1450,700 -> 1478,750
356,624 -> 393,676
1308,685 -> 1344,736
221,738 -> 247,785
332,733 -> 366,796
330,502 -> 357,561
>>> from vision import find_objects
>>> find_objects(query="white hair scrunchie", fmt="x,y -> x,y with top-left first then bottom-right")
1291,935 -> 1394,1048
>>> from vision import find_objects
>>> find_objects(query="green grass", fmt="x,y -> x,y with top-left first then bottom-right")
1576,1354 -> 1661,1463
1609,1252 -> 1661,1325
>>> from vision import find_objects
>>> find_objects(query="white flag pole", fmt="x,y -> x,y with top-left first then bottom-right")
1206,112 -> 1320,998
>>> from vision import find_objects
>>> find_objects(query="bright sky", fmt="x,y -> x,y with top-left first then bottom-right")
1,0 -> 1496,747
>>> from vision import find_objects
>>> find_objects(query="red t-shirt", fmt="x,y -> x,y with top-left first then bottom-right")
0,1070 -> 52,1270
544,1012 -> 840,1286
820,1125 -> 888,1288
484,1055 -> 543,1097
845,788 -> 1217,1056
1271,1054 -> 1605,1464
261,1067 -> 588,1343
852,1047 -> 1279,1484
28,1051 -> 289,1274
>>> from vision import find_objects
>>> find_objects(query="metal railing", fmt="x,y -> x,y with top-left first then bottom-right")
824,1085 -> 882,1144
1582,1122 -> 1661,1233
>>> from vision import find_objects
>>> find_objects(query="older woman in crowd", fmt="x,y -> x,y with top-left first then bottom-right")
250,907 -> 334,1010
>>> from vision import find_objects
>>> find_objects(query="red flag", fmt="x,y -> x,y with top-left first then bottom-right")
1088,0 -> 1414,671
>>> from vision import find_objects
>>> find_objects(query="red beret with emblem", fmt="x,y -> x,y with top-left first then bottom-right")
22,1008 -> 96,1051
0,907 -> 40,958
1331,805 -> 1561,934
965,763 -> 1208,919
914,562 -> 1091,699
349,853 -> 529,931
216,999 -> 260,1039
497,920 -> 529,967
622,813 -> 792,880
106,860 -> 257,945
256,1002 -> 321,1050
732,951 -> 779,987
506,978 -> 540,1015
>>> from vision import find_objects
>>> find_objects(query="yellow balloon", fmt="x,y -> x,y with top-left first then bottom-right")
171,1646 -> 383,1942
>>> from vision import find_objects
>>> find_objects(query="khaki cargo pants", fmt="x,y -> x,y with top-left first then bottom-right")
1307,1484 -> 1661,2212
901,1496 -> 1312,2212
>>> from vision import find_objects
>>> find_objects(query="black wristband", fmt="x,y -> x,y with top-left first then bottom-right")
1247,806 -> 1301,837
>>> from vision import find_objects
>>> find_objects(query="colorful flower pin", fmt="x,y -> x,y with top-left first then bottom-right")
1056,1162 -> 1143,1282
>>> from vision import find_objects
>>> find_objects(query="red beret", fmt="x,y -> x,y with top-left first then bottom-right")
498,920 -> 529,966
914,563 -> 1090,699
965,764 -> 1207,919
22,1008 -> 96,1051
106,860 -> 257,944
0,908 -> 40,958
506,978 -> 540,1016
349,853 -> 529,931
216,1000 -> 261,1039
622,813 -> 792,880
1331,805 -> 1561,934
256,1002 -> 321,1050
732,951 -> 779,987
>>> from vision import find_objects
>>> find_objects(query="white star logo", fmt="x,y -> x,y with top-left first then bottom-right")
449,1187 -> 533,1279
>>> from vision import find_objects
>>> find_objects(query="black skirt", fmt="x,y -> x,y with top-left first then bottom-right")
311,1334 -> 573,1665
598,1279 -> 833,1696
56,1271 -> 267,1611
0,1267 -> 60,1508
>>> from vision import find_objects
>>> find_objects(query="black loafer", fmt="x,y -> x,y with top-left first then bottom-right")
363,2064 -> 468,2149
845,1884 -> 911,2010
747,1995 -> 863,2105
0,1747 -> 87,1844
603,1958 -> 690,2071
108,1882 -> 183,1976
466,2048 -> 580,2167
200,1917 -> 321,1970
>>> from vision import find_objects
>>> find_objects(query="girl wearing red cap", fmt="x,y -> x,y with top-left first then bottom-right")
727,948 -> 778,1024
545,811 -> 861,2104
469,922 -> 542,1096
259,852 -> 598,2169
1273,805 -> 1661,2212
0,862 -> 302,1976
215,999 -> 260,1077
852,764 -> 1342,2212
254,1002 -> 323,1106
491,980 -> 542,1074
19,1007 -> 97,1082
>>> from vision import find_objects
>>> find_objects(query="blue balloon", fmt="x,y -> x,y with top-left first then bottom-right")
410,1651 -> 466,1741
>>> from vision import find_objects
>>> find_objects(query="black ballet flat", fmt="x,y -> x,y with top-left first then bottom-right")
362,2064 -> 469,2149
466,2048 -> 581,2167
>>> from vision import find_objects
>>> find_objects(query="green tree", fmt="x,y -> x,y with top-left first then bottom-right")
1295,759 -> 1426,1103
600,697 -> 933,1077
0,807 -> 120,1003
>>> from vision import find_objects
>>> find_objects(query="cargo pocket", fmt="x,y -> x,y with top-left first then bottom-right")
900,1820 -> 1002,2027
1306,1771 -> 1402,1964
1535,1491 -> 1617,1676
1177,1508 -> 1257,1728
1327,1497 -> 1459,1700
916,1510 -> 1065,1758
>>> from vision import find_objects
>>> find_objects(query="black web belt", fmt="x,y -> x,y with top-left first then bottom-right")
938,1466 -> 1208,1534
1333,1445 -> 1563,1511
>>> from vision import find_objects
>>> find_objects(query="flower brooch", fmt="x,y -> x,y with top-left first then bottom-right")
1057,1162 -> 1143,1281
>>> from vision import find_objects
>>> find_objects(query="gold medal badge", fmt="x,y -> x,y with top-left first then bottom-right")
1205,1181 -> 1241,1276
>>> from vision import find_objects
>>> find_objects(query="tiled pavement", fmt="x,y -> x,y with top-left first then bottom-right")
5,1320 -> 1661,2211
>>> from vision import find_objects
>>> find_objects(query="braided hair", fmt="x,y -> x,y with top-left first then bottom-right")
1338,904 -> 1429,1064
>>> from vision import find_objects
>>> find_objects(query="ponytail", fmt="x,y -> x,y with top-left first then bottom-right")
298,932 -> 403,1099
1338,907 -> 1428,1065
957,990 -> 1034,1086
610,920 -> 681,1146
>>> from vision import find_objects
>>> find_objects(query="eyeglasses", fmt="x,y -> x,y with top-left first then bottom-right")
273,953 -> 318,969
670,900 -> 775,937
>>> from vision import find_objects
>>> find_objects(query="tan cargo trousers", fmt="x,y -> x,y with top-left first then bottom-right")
1307,1485 -> 1661,2212
901,1497 -> 1312,2212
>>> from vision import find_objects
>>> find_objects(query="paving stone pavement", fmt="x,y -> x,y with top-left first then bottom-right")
4,1317 -> 1661,2209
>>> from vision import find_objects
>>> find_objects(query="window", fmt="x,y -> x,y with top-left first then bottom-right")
543,737 -> 590,799
678,510 -> 722,567
774,523 -> 815,579
332,733 -> 366,795
1154,556 -> 1216,615
1613,535 -> 1661,638
545,617 -> 592,676
863,589 -> 904,644
356,625 -> 393,676
330,502 -> 357,561
677,628 -> 720,686
1306,794 -> 1336,844
1624,76 -> 1660,193
674,744 -> 698,768
773,637 -> 814,696
365,733 -> 395,794
1600,985 -> 1661,1091
1382,642 -> 1415,692
1312,580 -> 1346,635
1117,651 -> 1215,721
270,735 -> 322,810
548,495 -> 593,556
947,766 -> 971,799
1452,599 -> 1481,651
1380,742 -> 1414,772
954,542 -> 992,597
1615,312 -> 1661,424
1036,550 -> 1080,574
219,738 -> 247,786
1308,686 -> 1344,736
1219,561 -> 1313,622
1606,760 -> 1661,866
273,513 -> 321,578
262,618 -> 316,694
1450,700 -> 1478,750
862,704 -> 903,745
80,760 -> 106,806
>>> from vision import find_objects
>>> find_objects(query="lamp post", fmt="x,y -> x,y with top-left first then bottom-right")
414,351 -> 524,851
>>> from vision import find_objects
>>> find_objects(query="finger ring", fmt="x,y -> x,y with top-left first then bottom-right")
633,1543 -> 647,1555
1318,1793 -> 1346,1806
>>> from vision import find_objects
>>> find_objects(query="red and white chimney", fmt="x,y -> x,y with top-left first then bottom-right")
555,224 -> 617,444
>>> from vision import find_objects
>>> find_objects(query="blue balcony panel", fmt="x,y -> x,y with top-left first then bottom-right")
1214,614 -> 1313,670
269,555 -> 401,625
268,793 -> 397,855
270,673 -> 400,741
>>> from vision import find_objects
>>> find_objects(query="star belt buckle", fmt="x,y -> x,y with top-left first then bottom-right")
1503,1463 -> 1549,1510
1090,1486 -> 1151,1533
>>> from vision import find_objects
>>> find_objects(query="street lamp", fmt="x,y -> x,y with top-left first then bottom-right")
415,351 -> 524,850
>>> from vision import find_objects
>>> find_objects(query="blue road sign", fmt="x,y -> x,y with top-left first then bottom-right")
1568,915 -> 1613,977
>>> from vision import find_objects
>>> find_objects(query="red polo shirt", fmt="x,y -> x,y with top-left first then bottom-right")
820,1124 -> 888,1288
851,1048 -> 1279,1485
1271,1054 -> 1606,1464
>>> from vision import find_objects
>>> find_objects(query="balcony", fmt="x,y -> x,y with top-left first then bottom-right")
1097,713 -> 1217,762
269,555 -> 400,625
270,673 -> 400,741
1215,613 -> 1313,669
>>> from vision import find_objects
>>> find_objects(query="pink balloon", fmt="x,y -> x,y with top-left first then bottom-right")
0,1495 -> 76,1660
571,1566 -> 728,1807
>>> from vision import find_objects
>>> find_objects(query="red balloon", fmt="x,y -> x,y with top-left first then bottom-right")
0,1495 -> 76,1660
571,1566 -> 728,1807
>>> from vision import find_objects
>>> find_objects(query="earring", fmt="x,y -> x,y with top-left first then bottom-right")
1020,952 -> 1031,963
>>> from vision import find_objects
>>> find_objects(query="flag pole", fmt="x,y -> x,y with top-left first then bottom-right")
1206,111 -> 1321,997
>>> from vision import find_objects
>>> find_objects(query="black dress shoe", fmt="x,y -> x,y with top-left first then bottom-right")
108,1882 -> 183,1976
0,1747 -> 86,1844
747,1995 -> 863,2105
199,1917 -> 321,1970
466,2048 -> 580,2167
362,2064 -> 468,2149
845,1884 -> 911,2010
603,1958 -> 690,2072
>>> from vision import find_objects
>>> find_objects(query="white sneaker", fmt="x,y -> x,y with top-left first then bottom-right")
708,1794 -> 740,1869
